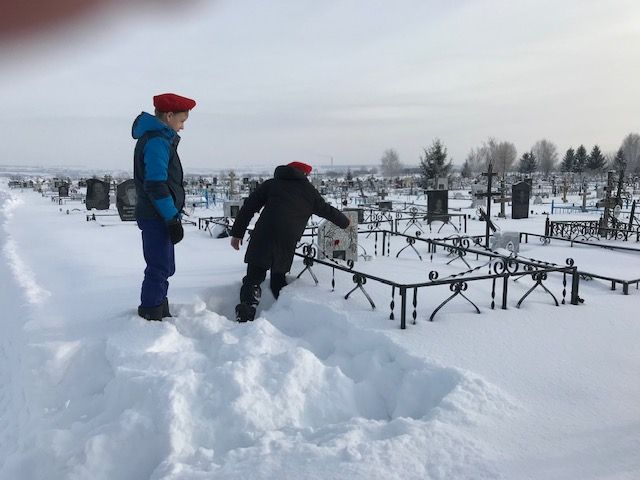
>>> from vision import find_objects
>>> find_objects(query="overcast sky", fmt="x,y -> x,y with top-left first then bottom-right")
1,0 -> 639,172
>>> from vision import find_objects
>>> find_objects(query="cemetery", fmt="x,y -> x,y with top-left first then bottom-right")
3,162 -> 640,479
7,163 -> 640,330
4,2 -> 640,476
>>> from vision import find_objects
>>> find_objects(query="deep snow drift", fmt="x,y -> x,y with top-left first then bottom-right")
1,180 -> 639,480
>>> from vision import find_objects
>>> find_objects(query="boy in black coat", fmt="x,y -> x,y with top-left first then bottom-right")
230,162 -> 350,322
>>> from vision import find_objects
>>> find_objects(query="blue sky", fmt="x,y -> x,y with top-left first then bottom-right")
1,0 -> 639,171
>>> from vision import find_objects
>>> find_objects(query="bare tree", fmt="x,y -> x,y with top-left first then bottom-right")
474,137 -> 516,174
620,133 -> 640,173
461,147 -> 484,177
531,139 -> 559,177
492,140 -> 517,175
380,149 -> 402,177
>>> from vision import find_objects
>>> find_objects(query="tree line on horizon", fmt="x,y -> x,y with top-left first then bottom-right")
379,133 -> 640,184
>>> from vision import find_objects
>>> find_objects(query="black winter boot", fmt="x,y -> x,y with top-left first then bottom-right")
237,282 -> 261,323
240,283 -> 262,306
138,304 -> 163,321
235,303 -> 257,323
162,298 -> 172,318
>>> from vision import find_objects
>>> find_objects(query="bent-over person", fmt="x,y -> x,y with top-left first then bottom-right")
230,161 -> 349,322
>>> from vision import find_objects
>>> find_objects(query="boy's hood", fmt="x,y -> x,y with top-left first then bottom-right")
131,112 -> 176,140
274,165 -> 308,181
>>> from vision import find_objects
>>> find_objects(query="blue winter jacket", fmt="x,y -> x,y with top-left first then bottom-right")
132,112 -> 185,222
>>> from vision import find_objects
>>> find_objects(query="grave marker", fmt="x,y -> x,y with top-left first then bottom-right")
318,210 -> 358,262
116,179 -> 137,221
511,181 -> 531,219
475,163 -> 502,247
490,231 -> 520,253
427,189 -> 449,223
223,199 -> 244,219
85,179 -> 110,211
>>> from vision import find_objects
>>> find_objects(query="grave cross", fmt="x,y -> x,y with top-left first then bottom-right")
494,176 -> 512,218
474,163 -> 502,247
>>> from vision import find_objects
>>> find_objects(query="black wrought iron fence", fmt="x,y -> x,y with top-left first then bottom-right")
293,230 -> 581,329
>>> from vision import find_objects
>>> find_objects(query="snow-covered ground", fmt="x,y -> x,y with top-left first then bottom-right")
1,180 -> 639,479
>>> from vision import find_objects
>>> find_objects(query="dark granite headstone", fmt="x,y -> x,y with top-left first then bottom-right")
85,179 -> 110,210
427,190 -> 449,222
116,179 -> 137,221
512,181 -> 530,219
58,184 -> 69,197
377,201 -> 392,210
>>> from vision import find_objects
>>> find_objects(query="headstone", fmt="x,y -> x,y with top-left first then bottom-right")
209,223 -> 231,239
427,189 -> 448,222
116,179 -> 137,221
470,183 -> 485,208
85,179 -> 110,210
377,200 -> 392,210
223,199 -> 244,219
533,195 -> 543,205
318,210 -> 358,262
490,231 -> 520,253
58,184 -> 69,197
343,207 -> 364,223
511,181 -> 531,219
434,177 -> 448,190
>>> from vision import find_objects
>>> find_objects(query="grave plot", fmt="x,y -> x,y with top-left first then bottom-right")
293,227 -> 580,329
517,233 -> 640,294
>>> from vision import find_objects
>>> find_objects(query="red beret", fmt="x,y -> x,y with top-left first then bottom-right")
288,161 -> 312,175
153,93 -> 196,112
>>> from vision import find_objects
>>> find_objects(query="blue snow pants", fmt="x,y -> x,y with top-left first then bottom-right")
137,218 -> 175,308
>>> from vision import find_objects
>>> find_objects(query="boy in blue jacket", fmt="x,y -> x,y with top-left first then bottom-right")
132,93 -> 196,321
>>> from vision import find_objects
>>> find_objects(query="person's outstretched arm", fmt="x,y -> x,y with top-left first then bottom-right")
311,188 -> 350,228
229,181 -> 270,249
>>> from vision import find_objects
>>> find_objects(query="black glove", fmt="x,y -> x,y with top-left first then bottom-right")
167,218 -> 184,245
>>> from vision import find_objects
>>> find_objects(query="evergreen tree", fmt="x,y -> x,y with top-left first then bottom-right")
560,147 -> 575,172
573,145 -> 587,173
586,145 -> 606,173
518,151 -> 538,174
611,148 -> 626,173
419,139 -> 452,188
